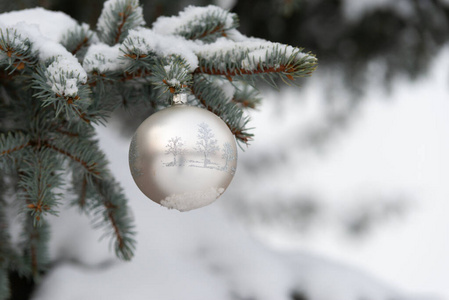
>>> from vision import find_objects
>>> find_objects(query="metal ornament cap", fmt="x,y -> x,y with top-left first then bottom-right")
129,103 -> 238,212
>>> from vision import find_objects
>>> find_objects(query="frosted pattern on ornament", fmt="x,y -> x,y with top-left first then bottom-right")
163,122 -> 236,174
160,187 -> 225,212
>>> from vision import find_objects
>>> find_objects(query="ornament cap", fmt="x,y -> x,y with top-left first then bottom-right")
172,93 -> 187,105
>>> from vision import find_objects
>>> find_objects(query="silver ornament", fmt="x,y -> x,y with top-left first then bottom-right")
129,94 -> 238,212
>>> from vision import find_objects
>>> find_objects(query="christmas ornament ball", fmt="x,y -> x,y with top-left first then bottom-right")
129,96 -> 238,212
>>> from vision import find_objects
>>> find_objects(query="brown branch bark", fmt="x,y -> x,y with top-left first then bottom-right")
121,68 -> 152,82
231,97 -> 256,109
108,209 -> 124,250
79,177 -> 87,208
114,6 -> 131,44
194,24 -> 226,40
55,128 -> 79,137
194,64 -> 295,80
71,37 -> 89,55
0,141 -> 30,156
54,93 -> 91,124
92,178 -> 125,251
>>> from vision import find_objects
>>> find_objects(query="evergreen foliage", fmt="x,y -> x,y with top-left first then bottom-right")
0,0 -> 316,295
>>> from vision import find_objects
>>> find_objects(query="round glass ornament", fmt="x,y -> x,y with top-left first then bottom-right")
129,94 -> 238,211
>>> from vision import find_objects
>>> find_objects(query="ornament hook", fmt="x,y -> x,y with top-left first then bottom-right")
172,93 -> 187,105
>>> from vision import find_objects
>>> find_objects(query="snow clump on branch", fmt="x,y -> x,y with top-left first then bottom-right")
46,56 -> 88,96
122,28 -> 200,71
152,5 -> 236,36
0,8 -> 80,62
83,43 -> 124,73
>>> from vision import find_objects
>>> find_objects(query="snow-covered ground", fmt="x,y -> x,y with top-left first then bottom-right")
31,47 -> 449,300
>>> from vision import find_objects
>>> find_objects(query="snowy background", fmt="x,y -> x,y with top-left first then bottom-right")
1,0 -> 449,299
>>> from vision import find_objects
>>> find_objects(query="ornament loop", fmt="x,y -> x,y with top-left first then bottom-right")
173,93 -> 187,105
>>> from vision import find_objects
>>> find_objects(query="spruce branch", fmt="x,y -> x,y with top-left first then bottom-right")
61,23 -> 94,58
231,82 -> 262,109
71,171 -> 88,210
165,6 -> 239,43
0,132 -> 31,158
70,164 -> 97,212
20,215 -> 50,279
44,135 -> 107,179
195,43 -> 318,86
68,157 -> 136,260
90,177 -> 136,261
120,27 -> 198,75
97,0 -> 145,46
192,75 -> 252,144
120,38 -> 194,94
17,149 -> 63,225
52,118 -> 95,140
148,56 -> 192,94
0,28 -> 37,73
32,60 -> 92,122
120,39 -> 156,79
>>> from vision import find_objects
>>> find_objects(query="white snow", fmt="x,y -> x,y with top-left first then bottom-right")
0,22 -> 75,63
195,38 -> 312,71
243,44 -> 310,70
83,43 -> 125,73
0,7 -> 78,42
152,5 -> 235,36
0,8 -> 85,94
122,27 -> 199,71
160,187 -> 225,212
46,56 -> 87,96
46,56 -> 87,83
